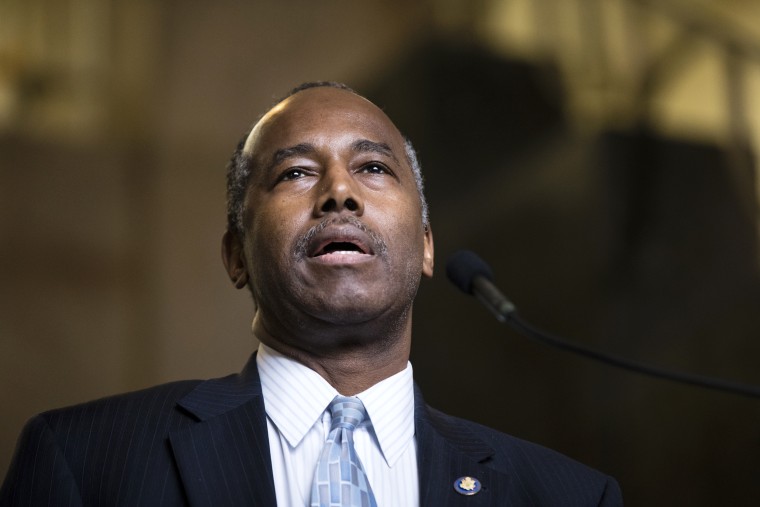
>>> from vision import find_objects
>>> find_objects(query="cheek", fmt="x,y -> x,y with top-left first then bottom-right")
250,215 -> 295,262
385,193 -> 424,235
382,209 -> 426,262
249,196 -> 307,247
246,212 -> 300,300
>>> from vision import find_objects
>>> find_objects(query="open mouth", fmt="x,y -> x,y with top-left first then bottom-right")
298,219 -> 383,264
315,241 -> 368,256
304,226 -> 376,263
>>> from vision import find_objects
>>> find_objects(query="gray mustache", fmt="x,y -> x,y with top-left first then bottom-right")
294,216 -> 388,258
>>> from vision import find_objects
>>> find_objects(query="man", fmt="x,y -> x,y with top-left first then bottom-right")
1,82 -> 622,506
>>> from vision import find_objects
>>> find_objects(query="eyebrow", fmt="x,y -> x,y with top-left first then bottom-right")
270,143 -> 316,168
268,139 -> 400,169
352,139 -> 399,164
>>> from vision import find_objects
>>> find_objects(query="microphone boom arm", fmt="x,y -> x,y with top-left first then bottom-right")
447,250 -> 760,400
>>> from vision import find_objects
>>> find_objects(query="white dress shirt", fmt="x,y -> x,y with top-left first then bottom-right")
257,342 -> 419,507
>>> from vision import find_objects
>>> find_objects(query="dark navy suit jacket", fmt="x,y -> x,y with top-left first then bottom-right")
1,354 -> 622,506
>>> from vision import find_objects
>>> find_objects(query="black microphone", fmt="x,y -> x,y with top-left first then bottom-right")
446,250 -> 515,322
446,249 -> 760,399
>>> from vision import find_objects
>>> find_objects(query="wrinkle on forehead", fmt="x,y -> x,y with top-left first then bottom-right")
241,89 -> 401,159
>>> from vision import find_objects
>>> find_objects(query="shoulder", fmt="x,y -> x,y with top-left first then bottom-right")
1,380 -> 208,505
447,409 -> 590,467
423,406 -> 623,505
36,379 -> 204,435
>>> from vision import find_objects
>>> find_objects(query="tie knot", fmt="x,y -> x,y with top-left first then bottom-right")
329,396 -> 367,432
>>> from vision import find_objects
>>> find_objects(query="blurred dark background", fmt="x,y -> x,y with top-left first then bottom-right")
2,0 -> 760,505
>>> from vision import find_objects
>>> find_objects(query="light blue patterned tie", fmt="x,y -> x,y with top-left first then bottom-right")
310,396 -> 378,507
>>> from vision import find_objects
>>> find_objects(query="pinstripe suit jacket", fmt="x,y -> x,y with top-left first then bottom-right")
1,353 -> 622,506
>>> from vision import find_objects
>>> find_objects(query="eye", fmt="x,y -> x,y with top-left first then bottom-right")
278,168 -> 309,181
359,162 -> 390,175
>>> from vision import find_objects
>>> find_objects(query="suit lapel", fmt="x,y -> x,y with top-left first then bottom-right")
168,359 -> 520,506
169,354 -> 277,507
415,386 -> 517,506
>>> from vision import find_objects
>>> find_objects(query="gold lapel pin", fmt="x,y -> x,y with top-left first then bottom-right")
453,476 -> 482,496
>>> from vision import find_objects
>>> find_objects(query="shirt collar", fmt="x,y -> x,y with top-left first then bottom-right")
256,342 -> 415,468
356,358 -> 415,467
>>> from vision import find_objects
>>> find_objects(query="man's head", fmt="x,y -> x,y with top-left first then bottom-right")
221,82 -> 433,361
226,82 -> 429,241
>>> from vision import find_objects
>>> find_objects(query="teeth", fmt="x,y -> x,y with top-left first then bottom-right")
320,242 -> 364,255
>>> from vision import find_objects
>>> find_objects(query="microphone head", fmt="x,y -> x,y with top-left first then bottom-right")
446,250 -> 494,294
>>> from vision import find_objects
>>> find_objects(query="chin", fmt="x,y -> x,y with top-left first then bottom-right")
311,302 -> 380,326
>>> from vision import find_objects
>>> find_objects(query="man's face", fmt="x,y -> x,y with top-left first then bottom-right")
229,87 -> 433,339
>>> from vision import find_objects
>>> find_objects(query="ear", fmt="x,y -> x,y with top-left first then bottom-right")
222,230 -> 249,289
422,224 -> 434,278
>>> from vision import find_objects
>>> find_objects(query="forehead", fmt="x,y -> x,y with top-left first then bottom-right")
243,88 -> 406,161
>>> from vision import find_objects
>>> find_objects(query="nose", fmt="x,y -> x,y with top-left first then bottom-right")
314,165 -> 364,217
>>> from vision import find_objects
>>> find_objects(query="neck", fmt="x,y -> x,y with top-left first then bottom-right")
253,311 -> 412,396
